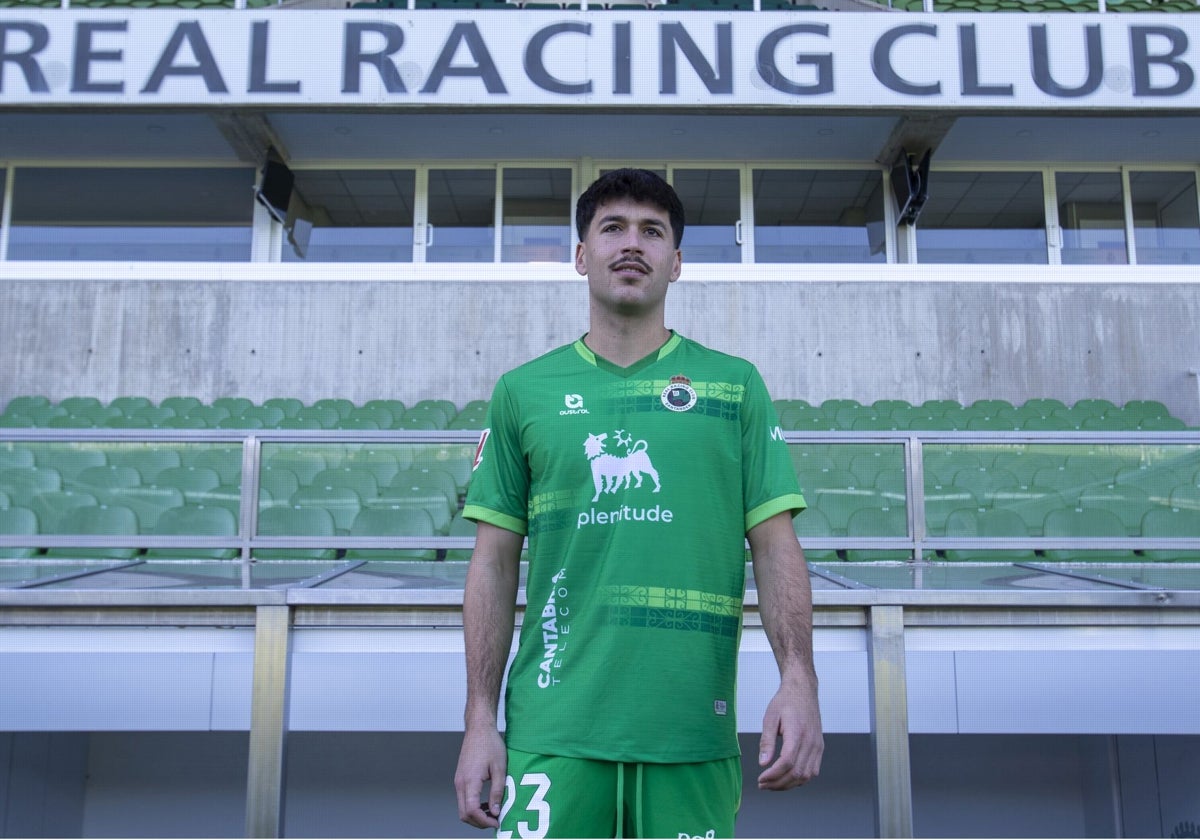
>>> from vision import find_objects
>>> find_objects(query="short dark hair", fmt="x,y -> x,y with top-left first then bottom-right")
576,168 -> 686,249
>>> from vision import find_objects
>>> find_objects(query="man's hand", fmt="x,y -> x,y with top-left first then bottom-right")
757,675 -> 824,790
455,726 -> 508,829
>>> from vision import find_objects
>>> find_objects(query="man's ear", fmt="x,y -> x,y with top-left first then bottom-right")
575,241 -> 588,277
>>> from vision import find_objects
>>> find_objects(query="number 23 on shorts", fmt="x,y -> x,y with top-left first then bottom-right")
497,773 -> 552,840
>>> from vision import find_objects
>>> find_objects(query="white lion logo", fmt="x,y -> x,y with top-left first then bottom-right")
584,432 -> 662,503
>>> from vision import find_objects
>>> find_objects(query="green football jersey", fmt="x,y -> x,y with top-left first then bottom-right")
463,332 -> 805,764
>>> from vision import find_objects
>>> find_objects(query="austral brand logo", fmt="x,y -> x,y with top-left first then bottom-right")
661,374 -> 697,412
578,430 -> 673,529
560,393 -> 589,416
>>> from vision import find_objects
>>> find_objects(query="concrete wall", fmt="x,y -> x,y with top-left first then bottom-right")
3,267 -> 1199,425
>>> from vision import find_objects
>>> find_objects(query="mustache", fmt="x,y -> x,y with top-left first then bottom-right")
608,257 -> 650,273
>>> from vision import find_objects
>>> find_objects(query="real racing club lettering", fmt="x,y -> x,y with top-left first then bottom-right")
0,15 -> 1195,106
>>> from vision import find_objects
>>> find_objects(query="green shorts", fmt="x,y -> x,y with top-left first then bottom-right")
497,748 -> 742,839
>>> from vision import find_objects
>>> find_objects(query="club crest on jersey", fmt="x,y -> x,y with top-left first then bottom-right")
584,431 -> 662,502
661,374 -> 697,412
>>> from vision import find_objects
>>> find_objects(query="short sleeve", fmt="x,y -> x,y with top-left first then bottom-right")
740,365 -> 806,532
462,375 -> 530,536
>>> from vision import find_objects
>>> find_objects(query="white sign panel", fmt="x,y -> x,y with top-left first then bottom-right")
0,10 -> 1197,109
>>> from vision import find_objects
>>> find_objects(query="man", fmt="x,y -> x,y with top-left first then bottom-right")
454,168 -> 822,839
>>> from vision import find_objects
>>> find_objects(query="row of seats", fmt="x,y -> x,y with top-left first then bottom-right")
795,501 -> 1200,563
776,398 -> 1190,431
0,396 -> 488,431
0,442 -> 478,561
4,395 -> 1191,431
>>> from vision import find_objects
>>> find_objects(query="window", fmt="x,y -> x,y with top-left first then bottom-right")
283,169 -> 415,263
673,169 -> 741,263
752,169 -> 886,263
502,168 -> 572,263
426,168 -> 496,263
1129,171 -> 1200,265
8,168 -> 254,261
916,171 -> 1047,264
1056,172 -> 1127,265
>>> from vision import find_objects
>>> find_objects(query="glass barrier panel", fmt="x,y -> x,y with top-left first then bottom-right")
923,442 -> 1200,560
0,442 -> 242,559
258,442 -> 474,560
816,563 -> 1131,591
790,442 -> 908,562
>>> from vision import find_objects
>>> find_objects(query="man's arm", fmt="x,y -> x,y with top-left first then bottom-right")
454,521 -> 524,829
748,510 -> 824,791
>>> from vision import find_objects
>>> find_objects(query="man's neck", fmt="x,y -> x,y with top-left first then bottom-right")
583,315 -> 672,369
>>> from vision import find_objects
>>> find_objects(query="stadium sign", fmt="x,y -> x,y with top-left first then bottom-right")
0,10 -> 1197,109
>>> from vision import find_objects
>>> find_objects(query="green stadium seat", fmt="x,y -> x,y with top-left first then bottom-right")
183,406 -> 231,427
258,471 -> 298,513
992,485 -> 1067,536
72,464 -> 141,501
991,453 -> 1064,487
0,506 -> 38,559
341,449 -> 405,487
44,504 -> 140,559
145,505 -> 239,560
218,415 -> 265,430
213,397 -> 254,417
412,445 -> 476,496
1140,507 -> 1200,561
1078,485 -> 1153,536
182,447 -> 243,486
1139,416 -> 1187,431
344,507 -> 437,562
262,398 -> 303,419
240,406 -> 285,428
108,485 -> 185,532
0,467 -> 64,499
263,449 -> 324,485
255,506 -> 337,560
3,396 -> 50,416
1042,506 -> 1137,562
33,448 -> 107,481
109,396 -> 153,415
374,478 -> 454,534
311,399 -> 355,420
47,416 -> 96,429
949,467 -> 1019,504
28,491 -> 97,534
293,406 -> 340,429
923,482 -> 977,537
392,413 -> 438,431
941,507 -> 1035,562
279,417 -> 323,430
57,397 -> 102,415
290,485 -> 362,534
1020,398 -> 1068,415
0,447 -> 35,471
161,415 -> 209,429
844,505 -> 910,562
338,417 -> 380,431
187,484 -> 242,520
811,491 -> 878,537
159,397 -> 202,416
20,405 -> 68,426
71,405 -> 123,426
107,447 -> 182,481
155,466 -> 222,503
309,467 -> 380,502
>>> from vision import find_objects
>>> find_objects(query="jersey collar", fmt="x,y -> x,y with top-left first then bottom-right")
573,331 -> 683,377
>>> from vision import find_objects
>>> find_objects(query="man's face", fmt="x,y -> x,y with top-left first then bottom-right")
575,197 -> 682,318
